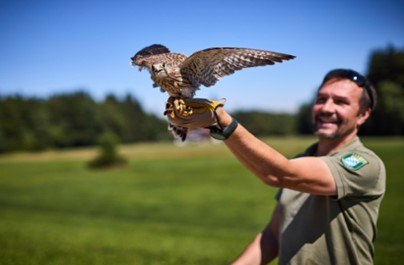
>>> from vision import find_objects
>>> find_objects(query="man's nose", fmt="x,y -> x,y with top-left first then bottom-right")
321,99 -> 335,113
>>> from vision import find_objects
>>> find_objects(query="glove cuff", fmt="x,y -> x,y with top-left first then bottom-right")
209,99 -> 226,111
210,117 -> 238,140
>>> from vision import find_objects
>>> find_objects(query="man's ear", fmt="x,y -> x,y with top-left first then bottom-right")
357,108 -> 371,126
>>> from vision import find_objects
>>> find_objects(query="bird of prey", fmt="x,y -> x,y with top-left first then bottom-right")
130,44 -> 295,140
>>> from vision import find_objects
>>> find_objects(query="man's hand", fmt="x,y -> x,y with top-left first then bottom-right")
164,97 -> 225,128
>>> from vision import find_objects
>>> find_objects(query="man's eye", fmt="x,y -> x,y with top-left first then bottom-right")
315,98 -> 326,104
335,99 -> 348,105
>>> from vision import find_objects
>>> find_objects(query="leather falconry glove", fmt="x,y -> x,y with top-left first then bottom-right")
164,97 -> 226,129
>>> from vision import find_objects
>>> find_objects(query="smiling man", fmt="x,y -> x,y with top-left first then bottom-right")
166,69 -> 386,265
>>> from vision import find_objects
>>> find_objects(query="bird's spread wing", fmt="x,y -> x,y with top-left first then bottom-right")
179,47 -> 295,88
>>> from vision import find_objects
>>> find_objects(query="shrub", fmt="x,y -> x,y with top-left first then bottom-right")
88,132 -> 127,169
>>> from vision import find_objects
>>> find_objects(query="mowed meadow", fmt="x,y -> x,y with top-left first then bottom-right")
0,137 -> 403,265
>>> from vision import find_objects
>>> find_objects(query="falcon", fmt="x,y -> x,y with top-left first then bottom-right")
130,44 -> 295,140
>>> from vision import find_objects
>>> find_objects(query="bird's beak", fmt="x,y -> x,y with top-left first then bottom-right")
129,60 -> 144,72
130,56 -> 136,67
152,64 -> 163,73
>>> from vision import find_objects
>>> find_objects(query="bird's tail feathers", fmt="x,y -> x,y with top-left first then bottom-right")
168,124 -> 188,142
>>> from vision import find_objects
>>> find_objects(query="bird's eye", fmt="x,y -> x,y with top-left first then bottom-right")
162,63 -> 166,67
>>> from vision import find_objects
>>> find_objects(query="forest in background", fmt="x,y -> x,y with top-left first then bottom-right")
0,46 -> 402,153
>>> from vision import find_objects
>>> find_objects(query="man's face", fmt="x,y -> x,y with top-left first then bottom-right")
312,79 -> 367,140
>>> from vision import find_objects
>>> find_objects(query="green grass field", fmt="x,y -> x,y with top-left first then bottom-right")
0,137 -> 403,264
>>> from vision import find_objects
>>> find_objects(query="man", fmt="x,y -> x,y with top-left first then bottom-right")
166,69 -> 386,264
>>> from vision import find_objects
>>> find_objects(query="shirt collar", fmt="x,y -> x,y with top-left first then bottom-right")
303,137 -> 362,157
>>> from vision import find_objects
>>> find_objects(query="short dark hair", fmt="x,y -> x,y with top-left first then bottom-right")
319,69 -> 377,111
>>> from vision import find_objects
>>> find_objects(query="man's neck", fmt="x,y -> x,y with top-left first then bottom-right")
316,133 -> 358,156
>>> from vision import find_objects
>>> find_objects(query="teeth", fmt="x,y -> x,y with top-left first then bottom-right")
315,117 -> 339,126
317,115 -> 337,123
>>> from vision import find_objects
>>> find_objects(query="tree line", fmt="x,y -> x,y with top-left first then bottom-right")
0,46 -> 402,153
0,93 -> 167,152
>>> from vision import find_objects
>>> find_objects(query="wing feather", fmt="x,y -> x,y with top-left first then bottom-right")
180,47 -> 295,88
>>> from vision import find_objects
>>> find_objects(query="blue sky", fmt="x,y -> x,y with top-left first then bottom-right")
0,0 -> 403,116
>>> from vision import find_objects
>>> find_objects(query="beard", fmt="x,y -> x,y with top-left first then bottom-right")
313,114 -> 341,139
315,129 -> 338,139
313,116 -> 357,140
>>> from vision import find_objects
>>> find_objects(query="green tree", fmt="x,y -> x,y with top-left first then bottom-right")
47,91 -> 103,147
233,111 -> 296,136
99,94 -> 126,140
0,96 -> 52,151
367,46 -> 404,88
99,94 -> 167,143
362,45 -> 404,135
296,103 -> 313,135
118,94 -> 167,142
361,81 -> 404,135
88,132 -> 127,168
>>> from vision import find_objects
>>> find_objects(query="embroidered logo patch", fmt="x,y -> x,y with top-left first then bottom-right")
341,153 -> 369,171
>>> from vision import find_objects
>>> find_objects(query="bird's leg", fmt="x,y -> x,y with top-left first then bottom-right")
164,97 -> 176,118
173,98 -> 193,117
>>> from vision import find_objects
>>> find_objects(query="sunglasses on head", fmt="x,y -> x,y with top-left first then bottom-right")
322,69 -> 375,110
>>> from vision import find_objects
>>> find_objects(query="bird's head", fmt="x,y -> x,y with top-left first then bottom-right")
130,44 -> 170,69
151,63 -> 168,77
130,55 -> 147,72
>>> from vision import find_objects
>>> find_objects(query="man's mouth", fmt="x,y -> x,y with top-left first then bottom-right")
315,116 -> 340,127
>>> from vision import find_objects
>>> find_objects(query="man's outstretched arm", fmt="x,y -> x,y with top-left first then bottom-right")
166,98 -> 336,196
216,108 -> 336,196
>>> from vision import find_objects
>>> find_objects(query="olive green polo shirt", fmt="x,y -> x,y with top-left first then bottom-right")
277,137 -> 386,265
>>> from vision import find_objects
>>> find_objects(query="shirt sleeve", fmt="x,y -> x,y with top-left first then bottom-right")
320,151 -> 385,200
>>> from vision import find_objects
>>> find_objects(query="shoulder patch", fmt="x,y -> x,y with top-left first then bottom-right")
341,152 -> 369,171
